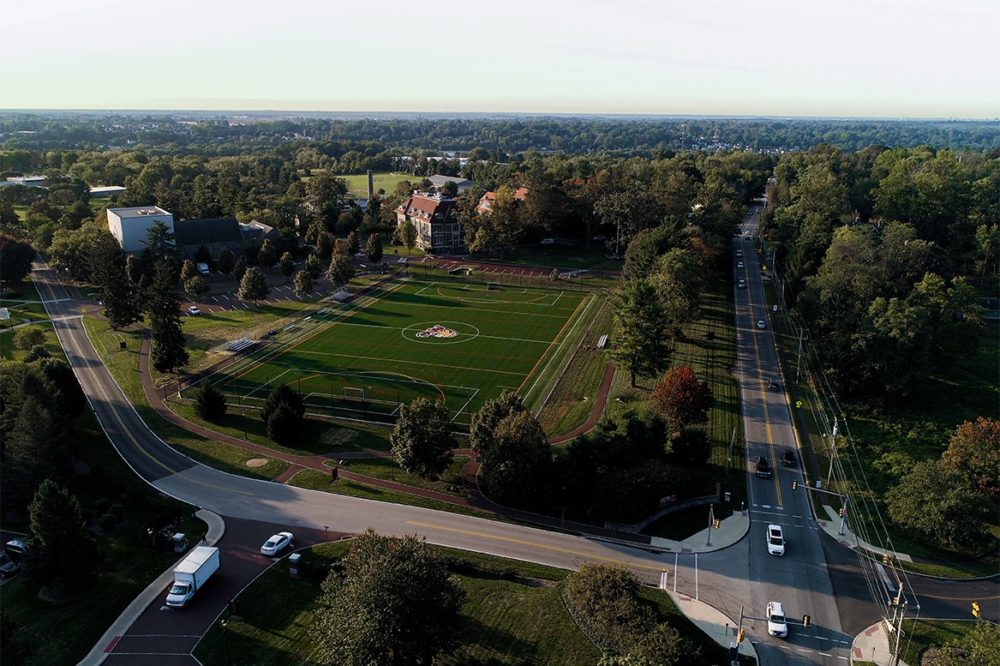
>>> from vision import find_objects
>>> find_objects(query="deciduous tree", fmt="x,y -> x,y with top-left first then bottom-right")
14,327 -> 45,351
326,254 -> 356,287
940,417 -> 1000,498
390,398 -> 455,478
313,531 -> 464,666
887,460 -> 989,549
237,266 -> 269,304
611,279 -> 670,387
293,270 -> 314,297
650,366 -> 713,428
478,410 -> 550,506
365,232 -> 383,265
0,235 -> 35,284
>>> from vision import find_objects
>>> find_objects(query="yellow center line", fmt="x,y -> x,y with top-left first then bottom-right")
405,520 -> 667,572
742,241 -> 784,506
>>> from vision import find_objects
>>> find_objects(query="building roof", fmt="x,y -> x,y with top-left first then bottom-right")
90,185 -> 127,195
174,217 -> 242,246
108,205 -> 172,218
428,175 -> 472,189
477,187 -> 529,213
397,192 -> 457,224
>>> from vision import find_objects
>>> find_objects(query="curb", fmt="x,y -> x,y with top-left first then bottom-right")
667,591 -> 759,662
79,511 -> 226,666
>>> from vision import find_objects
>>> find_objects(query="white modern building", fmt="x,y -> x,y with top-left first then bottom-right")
90,185 -> 127,198
107,206 -> 174,252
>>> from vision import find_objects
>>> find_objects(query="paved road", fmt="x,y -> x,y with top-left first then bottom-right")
32,232 -> 997,666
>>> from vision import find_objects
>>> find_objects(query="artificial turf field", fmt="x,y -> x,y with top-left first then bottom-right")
202,278 -> 592,426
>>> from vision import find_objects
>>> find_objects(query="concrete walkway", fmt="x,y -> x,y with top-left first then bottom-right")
851,621 -> 910,665
667,591 -> 758,661
819,506 -> 913,562
649,510 -> 751,554
80,510 -> 225,666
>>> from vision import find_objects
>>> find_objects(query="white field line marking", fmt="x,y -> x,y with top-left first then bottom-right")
451,388 -> 480,423
325,319 -> 558,345
415,281 -> 437,296
291,349 -> 526,377
523,292 -> 595,409
244,368 -> 291,399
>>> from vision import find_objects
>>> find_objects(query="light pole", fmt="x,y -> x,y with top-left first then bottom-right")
220,618 -> 232,666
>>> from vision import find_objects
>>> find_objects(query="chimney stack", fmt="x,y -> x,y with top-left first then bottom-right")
367,170 -> 374,200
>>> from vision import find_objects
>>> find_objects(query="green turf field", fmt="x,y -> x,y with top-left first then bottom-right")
196,278 -> 591,427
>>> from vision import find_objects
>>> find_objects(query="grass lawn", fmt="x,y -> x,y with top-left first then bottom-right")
339,171 -> 421,198
537,297 -> 613,437
195,277 -> 592,429
193,540 -> 738,665
339,456 -> 469,494
898,619 -> 981,665
82,315 -> 287,480
0,410 -> 207,666
287,469 -> 501,522
491,242 -> 622,271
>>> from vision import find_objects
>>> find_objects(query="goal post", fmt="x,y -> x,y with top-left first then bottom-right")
343,386 -> 366,401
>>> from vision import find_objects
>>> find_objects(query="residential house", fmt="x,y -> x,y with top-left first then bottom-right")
477,187 -> 528,214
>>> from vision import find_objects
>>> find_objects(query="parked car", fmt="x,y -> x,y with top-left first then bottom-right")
781,449 -> 796,467
5,539 -> 28,558
540,238 -> 555,245
756,319 -> 767,329
0,553 -> 20,578
187,306 -> 201,316
767,601 -> 789,637
767,524 -> 785,556
260,532 -> 294,557
755,456 -> 772,478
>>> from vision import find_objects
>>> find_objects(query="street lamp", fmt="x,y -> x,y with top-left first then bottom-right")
220,618 -> 232,666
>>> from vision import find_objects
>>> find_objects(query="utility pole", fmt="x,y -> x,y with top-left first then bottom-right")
795,327 -> 804,382
827,416 -> 839,484
706,504 -> 715,546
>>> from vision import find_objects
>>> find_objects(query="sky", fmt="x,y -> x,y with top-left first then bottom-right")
2,0 -> 998,118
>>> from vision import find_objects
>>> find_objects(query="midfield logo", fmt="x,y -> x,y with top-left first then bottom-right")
416,324 -> 458,339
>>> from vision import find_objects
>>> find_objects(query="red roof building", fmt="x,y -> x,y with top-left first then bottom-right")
477,187 -> 529,214
396,192 -> 462,252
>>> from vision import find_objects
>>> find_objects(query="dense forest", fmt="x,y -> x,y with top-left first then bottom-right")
1,113 -> 998,162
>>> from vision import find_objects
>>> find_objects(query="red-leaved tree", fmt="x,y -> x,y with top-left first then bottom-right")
940,417 -> 1000,498
650,366 -> 713,429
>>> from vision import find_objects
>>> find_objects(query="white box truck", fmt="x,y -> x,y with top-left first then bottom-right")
165,546 -> 220,608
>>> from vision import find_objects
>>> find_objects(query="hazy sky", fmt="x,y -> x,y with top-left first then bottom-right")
3,0 -> 998,118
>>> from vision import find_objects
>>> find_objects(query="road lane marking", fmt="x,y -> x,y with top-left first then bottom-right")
404,520 -> 667,572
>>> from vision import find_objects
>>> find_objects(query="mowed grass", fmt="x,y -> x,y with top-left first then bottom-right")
340,171 -> 421,197
208,278 -> 590,426
194,540 -> 601,666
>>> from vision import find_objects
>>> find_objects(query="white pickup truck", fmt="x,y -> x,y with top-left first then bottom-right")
166,546 -> 220,608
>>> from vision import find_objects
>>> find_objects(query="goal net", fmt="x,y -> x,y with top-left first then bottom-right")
343,386 -> 366,401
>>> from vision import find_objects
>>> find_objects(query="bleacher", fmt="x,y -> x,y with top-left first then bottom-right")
227,337 -> 254,353
597,334 -> 609,349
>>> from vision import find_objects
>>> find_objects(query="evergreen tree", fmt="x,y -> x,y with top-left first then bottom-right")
148,260 -> 189,372
217,248 -> 236,275
279,251 -> 295,282
193,383 -> 227,421
260,384 -> 305,444
237,266 -> 270,304
365,232 -> 383,265
257,239 -> 278,268
346,230 -> 360,256
303,253 -> 322,279
2,398 -> 63,507
611,279 -> 671,387
89,233 -> 140,329
28,479 -> 96,590
232,255 -> 248,283
293,270 -> 314,297
326,254 -> 356,287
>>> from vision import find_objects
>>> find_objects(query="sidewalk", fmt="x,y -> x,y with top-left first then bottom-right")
667,591 -> 758,661
649,510 -> 750,554
818,506 -> 913,562
80,510 -> 225,666
851,621 -> 910,665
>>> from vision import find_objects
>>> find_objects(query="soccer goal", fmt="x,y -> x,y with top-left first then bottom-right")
486,282 -> 502,291
343,386 -> 366,401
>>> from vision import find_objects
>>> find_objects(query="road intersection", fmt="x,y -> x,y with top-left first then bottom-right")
32,204 -> 996,665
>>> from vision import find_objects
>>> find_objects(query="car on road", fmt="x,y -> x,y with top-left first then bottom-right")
737,261 -> 745,269
735,249 -> 744,258
781,449 -> 796,467
737,279 -> 746,289
260,532 -> 294,556
754,456 -> 772,478
187,306 -> 201,316
766,524 -> 785,556
767,601 -> 788,637
767,378 -> 780,391
540,238 -> 555,245
756,319 -> 767,329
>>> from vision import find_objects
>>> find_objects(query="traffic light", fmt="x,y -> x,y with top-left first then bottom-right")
802,615 -> 810,628
791,480 -> 798,490
972,602 -> 981,618
736,628 -> 745,644
882,553 -> 891,565
838,507 -> 845,517
713,519 -> 721,529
